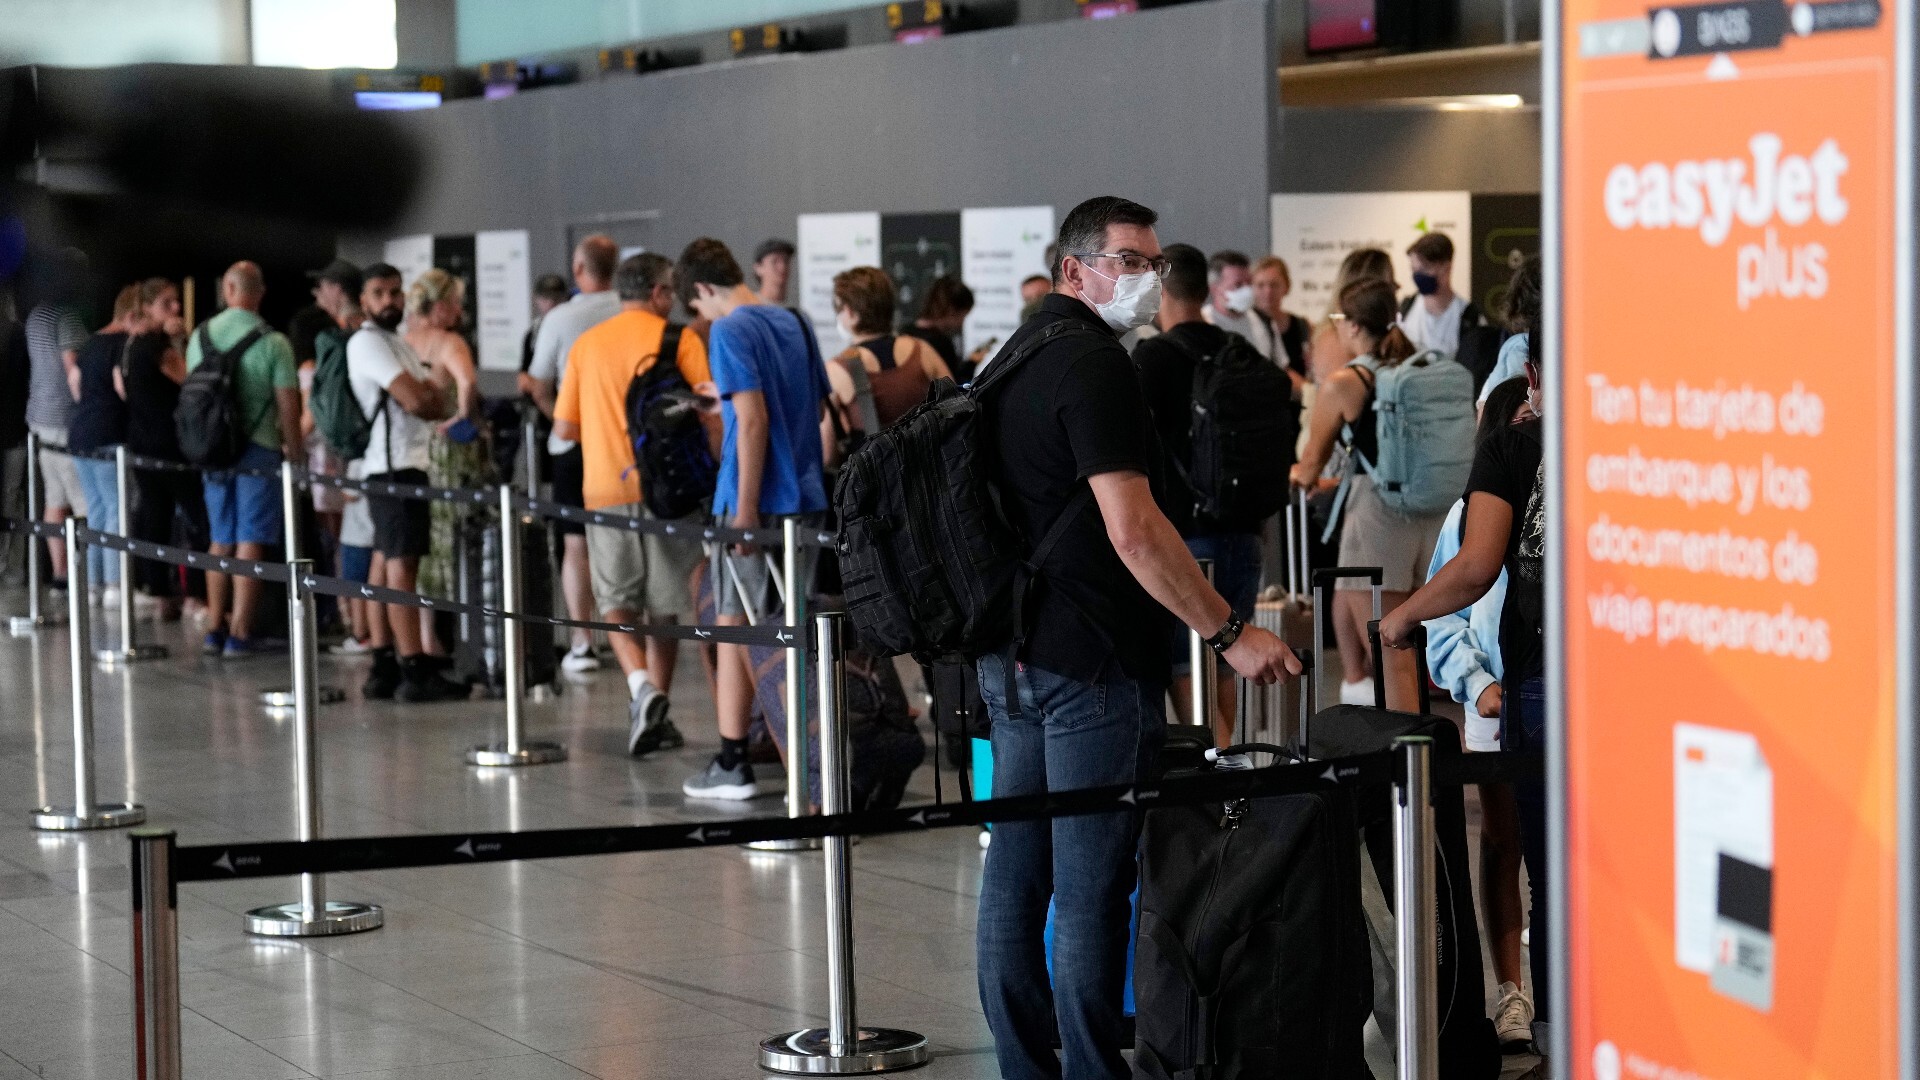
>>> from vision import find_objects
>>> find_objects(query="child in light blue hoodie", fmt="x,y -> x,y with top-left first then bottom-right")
1421,374 -> 1534,1050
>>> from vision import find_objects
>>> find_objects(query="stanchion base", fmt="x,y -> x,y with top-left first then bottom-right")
244,901 -> 384,937
745,837 -> 824,852
259,686 -> 346,708
467,741 -> 568,766
96,644 -> 170,666
10,613 -> 65,636
760,1028 -> 930,1075
528,683 -> 563,702
30,802 -> 146,831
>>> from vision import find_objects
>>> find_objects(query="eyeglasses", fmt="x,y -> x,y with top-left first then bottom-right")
1075,252 -> 1171,277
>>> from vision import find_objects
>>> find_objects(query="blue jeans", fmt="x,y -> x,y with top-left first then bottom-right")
1171,532 -> 1261,674
1502,674 -> 1549,1022
202,444 -> 283,547
72,453 -> 119,586
976,652 -> 1164,1080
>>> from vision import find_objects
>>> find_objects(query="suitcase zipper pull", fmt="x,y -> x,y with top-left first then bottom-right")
1219,799 -> 1246,830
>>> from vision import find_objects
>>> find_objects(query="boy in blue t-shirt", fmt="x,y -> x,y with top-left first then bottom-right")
674,238 -> 832,801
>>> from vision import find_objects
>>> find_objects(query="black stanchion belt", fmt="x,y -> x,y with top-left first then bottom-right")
514,495 -> 837,550
172,751 -> 1402,881
0,517 -> 70,540
2,517 -> 789,646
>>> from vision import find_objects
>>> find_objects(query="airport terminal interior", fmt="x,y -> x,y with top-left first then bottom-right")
1,0 -> 1905,1078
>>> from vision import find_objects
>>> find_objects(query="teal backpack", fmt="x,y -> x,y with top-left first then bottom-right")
310,326 -> 383,460
1326,349 -> 1476,533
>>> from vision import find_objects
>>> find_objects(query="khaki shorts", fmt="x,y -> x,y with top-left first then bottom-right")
1336,474 -> 1449,594
31,425 -> 86,516
586,503 -> 704,618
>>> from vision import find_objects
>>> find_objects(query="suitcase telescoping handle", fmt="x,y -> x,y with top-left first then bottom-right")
1307,567 -> 1384,719
1284,487 -> 1311,603
1366,619 -> 1432,715
1208,645 -> 1312,764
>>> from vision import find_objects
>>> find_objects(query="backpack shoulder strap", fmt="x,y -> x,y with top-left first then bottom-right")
969,319 -> 1102,397
660,322 -> 685,372
840,352 -> 881,436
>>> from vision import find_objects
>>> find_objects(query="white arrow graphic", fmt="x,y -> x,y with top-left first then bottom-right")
1117,789 -> 1136,805
687,827 -> 707,843
213,851 -> 233,873
454,839 -> 474,858
1322,767 -> 1338,784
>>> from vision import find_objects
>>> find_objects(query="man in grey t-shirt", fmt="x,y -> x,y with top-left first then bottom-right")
24,302 -> 89,586
525,234 -> 621,671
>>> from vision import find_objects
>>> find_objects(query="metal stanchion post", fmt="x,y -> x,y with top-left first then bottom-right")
98,446 -> 168,665
244,559 -> 383,936
470,484 -> 566,766
262,462 -> 341,710
760,612 -> 929,1074
520,407 -> 541,497
749,519 -> 820,852
1393,736 -> 1439,1080
130,829 -> 182,1080
1188,558 -> 1216,729
31,519 -> 144,830
11,431 -> 65,635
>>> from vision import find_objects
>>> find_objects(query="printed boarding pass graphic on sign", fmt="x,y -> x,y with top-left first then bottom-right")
1673,723 -> 1774,1011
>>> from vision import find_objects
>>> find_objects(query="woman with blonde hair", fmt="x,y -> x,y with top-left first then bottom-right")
402,268 -> 490,652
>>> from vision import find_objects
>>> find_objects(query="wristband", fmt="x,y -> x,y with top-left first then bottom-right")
1205,616 -> 1245,655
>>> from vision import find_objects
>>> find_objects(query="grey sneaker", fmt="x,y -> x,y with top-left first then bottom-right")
1494,980 -> 1535,1052
681,756 -> 758,801
627,687 -> 683,756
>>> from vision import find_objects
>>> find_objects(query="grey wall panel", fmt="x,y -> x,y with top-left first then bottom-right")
1273,106 -> 1542,194
367,0 -> 1274,283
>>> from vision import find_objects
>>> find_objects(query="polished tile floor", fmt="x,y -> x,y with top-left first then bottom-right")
0,592 -> 1542,1079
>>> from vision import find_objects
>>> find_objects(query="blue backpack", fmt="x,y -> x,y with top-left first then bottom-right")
625,323 -> 718,520
1330,350 -> 1476,526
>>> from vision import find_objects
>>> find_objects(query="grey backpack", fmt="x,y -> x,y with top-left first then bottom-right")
1335,350 -> 1476,520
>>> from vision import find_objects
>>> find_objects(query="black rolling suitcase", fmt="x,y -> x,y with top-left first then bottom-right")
1133,653 -> 1373,1080
1305,612 -> 1501,1080
455,504 -> 561,694
517,512 -> 560,691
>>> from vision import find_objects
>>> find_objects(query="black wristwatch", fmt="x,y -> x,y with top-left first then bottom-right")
1205,616 -> 1245,655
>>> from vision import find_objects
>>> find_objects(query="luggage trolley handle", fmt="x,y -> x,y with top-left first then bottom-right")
1284,487 -> 1312,602
1366,619 -> 1431,715
1211,645 -> 1312,764
1307,566 -> 1384,696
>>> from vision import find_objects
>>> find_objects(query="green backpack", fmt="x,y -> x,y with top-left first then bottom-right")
310,326 -> 383,459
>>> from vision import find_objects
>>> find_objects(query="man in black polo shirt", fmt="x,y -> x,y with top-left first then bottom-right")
975,196 -> 1300,1080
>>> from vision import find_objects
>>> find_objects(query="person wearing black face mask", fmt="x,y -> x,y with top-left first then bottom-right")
344,263 -> 466,703
1400,231 -> 1487,358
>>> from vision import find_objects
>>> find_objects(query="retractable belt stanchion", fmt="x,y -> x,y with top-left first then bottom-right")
262,461 -> 342,710
1393,736 -> 1439,1080
130,829 -> 182,1080
760,612 -> 929,1075
31,518 -> 145,830
748,518 -> 819,852
243,559 -> 382,936
469,484 -> 566,766
1188,558 -> 1216,729
11,431 -> 65,636
97,446 -> 168,665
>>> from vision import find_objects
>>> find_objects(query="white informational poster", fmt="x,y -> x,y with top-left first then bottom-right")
960,206 -> 1054,368
474,229 -> 531,373
1268,192 -> 1471,320
796,212 -> 881,348
381,234 -> 434,291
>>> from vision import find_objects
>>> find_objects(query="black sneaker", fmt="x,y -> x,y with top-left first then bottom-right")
363,649 -> 401,700
396,657 -> 470,703
627,689 -> 683,756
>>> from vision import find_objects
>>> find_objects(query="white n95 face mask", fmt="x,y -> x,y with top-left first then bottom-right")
1083,263 -> 1162,333
1223,284 -> 1255,313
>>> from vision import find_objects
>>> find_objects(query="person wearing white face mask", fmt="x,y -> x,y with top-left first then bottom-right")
972,196 -> 1302,1080
1201,248 -> 1275,360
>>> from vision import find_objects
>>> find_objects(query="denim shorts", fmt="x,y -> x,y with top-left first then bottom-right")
202,443 -> 284,547
338,544 -> 374,585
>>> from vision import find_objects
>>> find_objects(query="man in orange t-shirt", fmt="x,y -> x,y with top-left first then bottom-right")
554,253 -> 717,756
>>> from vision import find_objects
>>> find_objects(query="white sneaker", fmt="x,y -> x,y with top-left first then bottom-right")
561,643 -> 601,673
330,637 -> 373,656
94,586 -> 113,608
1494,980 -> 1535,1051
682,756 -> 759,801
1339,678 -> 1375,706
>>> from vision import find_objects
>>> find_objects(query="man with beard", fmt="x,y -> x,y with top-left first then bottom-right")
345,263 -> 466,703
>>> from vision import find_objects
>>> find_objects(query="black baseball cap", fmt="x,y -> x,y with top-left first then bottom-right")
753,238 -> 795,263
307,257 -> 363,295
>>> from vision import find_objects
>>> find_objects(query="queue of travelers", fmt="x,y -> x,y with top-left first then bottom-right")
0,197 -> 1553,1077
